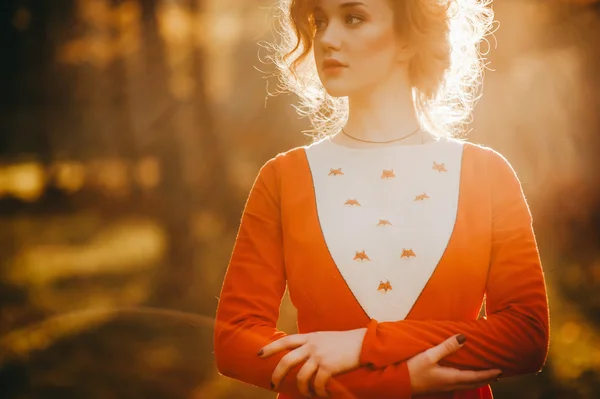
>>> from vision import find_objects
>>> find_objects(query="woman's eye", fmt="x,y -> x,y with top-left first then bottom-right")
346,15 -> 363,26
314,18 -> 327,30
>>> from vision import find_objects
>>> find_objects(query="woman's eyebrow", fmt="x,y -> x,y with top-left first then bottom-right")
340,2 -> 366,8
314,1 -> 366,12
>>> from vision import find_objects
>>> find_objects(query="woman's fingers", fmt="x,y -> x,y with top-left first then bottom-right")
455,369 -> 502,386
271,346 -> 310,390
260,334 -> 309,358
432,366 -> 501,393
313,367 -> 332,397
424,334 -> 466,364
296,359 -> 319,397
438,366 -> 502,387
408,334 -> 503,396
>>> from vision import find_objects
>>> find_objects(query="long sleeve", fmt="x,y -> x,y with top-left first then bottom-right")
358,148 -> 550,377
214,156 -> 412,399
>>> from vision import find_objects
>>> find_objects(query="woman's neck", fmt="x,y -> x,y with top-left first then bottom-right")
338,73 -> 426,147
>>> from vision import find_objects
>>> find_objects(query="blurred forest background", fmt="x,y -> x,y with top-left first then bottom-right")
0,0 -> 599,398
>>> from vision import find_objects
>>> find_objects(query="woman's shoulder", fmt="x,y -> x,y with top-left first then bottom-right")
264,144 -> 309,167
460,140 -> 525,194
462,140 -> 515,172
255,144 -> 311,182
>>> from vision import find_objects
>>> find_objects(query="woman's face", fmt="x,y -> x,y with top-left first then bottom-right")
312,0 -> 406,98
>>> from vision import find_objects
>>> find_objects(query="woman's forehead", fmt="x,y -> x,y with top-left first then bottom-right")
313,0 -> 381,10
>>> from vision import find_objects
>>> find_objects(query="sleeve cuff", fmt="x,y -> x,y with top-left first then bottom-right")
359,319 -> 379,367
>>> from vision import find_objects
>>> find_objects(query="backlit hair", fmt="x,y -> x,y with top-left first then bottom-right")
264,0 -> 496,139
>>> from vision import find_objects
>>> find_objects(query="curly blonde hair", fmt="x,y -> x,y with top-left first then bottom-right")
264,0 -> 496,139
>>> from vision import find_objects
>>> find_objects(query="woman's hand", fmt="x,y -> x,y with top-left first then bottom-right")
260,330 -> 501,398
258,328 -> 367,397
408,334 -> 503,396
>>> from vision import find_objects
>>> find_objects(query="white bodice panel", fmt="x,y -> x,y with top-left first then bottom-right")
304,137 -> 464,321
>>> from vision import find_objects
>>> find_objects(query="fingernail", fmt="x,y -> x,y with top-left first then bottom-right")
270,381 -> 275,389
456,334 -> 467,345
257,349 -> 264,357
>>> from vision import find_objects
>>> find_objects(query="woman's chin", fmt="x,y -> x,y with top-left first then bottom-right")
323,83 -> 351,98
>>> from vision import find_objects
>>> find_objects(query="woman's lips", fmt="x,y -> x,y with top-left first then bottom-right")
322,59 -> 347,73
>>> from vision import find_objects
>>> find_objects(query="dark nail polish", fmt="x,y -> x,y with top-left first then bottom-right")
257,349 -> 264,357
456,334 -> 467,345
270,382 -> 275,389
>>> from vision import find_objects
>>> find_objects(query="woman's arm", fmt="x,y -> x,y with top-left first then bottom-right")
213,155 -> 412,399
358,148 -> 550,377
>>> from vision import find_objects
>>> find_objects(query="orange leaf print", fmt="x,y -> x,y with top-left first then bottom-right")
377,219 -> 392,226
353,250 -> 371,261
432,162 -> 447,172
401,248 -> 416,258
414,193 -> 430,201
329,168 -> 344,176
345,199 -> 361,206
381,169 -> 395,179
378,280 -> 393,293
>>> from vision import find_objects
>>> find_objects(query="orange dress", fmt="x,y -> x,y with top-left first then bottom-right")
214,137 -> 549,399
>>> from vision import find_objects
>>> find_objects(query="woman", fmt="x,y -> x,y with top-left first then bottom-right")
214,0 -> 550,398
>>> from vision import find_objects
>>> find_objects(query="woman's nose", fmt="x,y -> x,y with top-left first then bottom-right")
319,23 -> 342,50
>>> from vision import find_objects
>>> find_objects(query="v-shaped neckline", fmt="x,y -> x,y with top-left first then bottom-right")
303,138 -> 465,322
